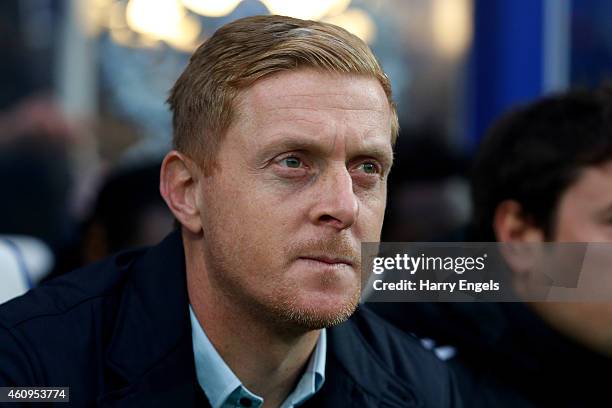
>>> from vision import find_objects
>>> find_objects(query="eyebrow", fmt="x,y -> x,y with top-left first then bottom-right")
256,135 -> 394,168
352,145 -> 395,169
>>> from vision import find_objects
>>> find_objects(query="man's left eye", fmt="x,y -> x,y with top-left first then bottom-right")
280,157 -> 303,168
358,162 -> 379,174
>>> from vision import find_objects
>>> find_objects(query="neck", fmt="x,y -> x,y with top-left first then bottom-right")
185,234 -> 320,407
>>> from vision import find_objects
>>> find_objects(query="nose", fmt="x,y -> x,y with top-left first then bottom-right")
310,164 -> 359,230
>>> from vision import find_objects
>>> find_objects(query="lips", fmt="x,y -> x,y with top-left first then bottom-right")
299,255 -> 354,267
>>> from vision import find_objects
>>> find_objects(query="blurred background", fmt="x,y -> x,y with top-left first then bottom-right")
0,0 -> 611,300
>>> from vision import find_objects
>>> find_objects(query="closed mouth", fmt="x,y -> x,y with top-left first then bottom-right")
299,256 -> 354,267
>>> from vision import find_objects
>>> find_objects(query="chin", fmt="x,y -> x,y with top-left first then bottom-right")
276,289 -> 361,330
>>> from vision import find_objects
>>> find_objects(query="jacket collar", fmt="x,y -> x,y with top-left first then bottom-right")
324,309 -> 423,408
100,230 -> 206,406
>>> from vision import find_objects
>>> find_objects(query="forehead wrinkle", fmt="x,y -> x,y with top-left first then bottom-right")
249,117 -> 391,161
272,93 -> 389,112
255,102 -> 387,129
246,68 -> 391,110
259,104 -> 389,125
251,83 -> 388,109
254,107 -> 391,155
243,73 -> 391,123
267,106 -> 388,113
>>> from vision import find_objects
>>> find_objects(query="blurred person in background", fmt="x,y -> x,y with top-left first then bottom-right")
49,160 -> 175,280
373,87 -> 612,407
0,96 -> 172,291
0,96 -> 76,248
81,160 -> 174,261
0,96 -> 78,301
382,135 -> 471,242
0,16 -> 462,407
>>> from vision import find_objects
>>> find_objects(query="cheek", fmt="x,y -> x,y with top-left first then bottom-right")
553,197 -> 594,241
205,177 -> 302,245
356,193 -> 387,240
202,184 -> 290,279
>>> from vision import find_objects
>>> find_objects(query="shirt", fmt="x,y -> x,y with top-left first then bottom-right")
189,306 -> 326,408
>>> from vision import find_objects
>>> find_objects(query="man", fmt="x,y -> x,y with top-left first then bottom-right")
0,16 -> 461,407
373,88 -> 612,407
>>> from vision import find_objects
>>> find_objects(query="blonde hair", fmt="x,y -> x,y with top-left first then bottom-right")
168,15 -> 398,171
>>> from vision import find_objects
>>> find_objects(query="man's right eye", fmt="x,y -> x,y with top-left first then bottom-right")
280,157 -> 302,168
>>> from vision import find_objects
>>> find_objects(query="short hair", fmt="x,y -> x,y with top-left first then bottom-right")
167,15 -> 398,172
471,87 -> 612,241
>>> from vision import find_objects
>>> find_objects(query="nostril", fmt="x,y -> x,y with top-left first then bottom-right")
319,214 -> 336,223
318,214 -> 351,230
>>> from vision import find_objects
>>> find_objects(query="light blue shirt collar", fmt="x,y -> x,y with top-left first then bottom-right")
189,306 -> 326,408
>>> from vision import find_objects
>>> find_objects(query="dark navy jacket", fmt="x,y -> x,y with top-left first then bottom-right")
372,301 -> 612,408
0,231 -> 462,407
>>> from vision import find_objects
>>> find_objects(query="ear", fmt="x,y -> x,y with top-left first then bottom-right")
494,200 -> 546,291
493,200 -> 544,243
160,151 -> 202,235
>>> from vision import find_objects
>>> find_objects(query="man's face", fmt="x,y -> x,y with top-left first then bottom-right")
196,69 -> 393,330
531,160 -> 612,356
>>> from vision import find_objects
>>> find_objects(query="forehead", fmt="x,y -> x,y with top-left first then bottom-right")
245,69 -> 389,111
231,69 -> 393,150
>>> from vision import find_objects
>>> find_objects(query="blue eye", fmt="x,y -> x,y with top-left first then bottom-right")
281,157 -> 302,168
359,162 -> 379,174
